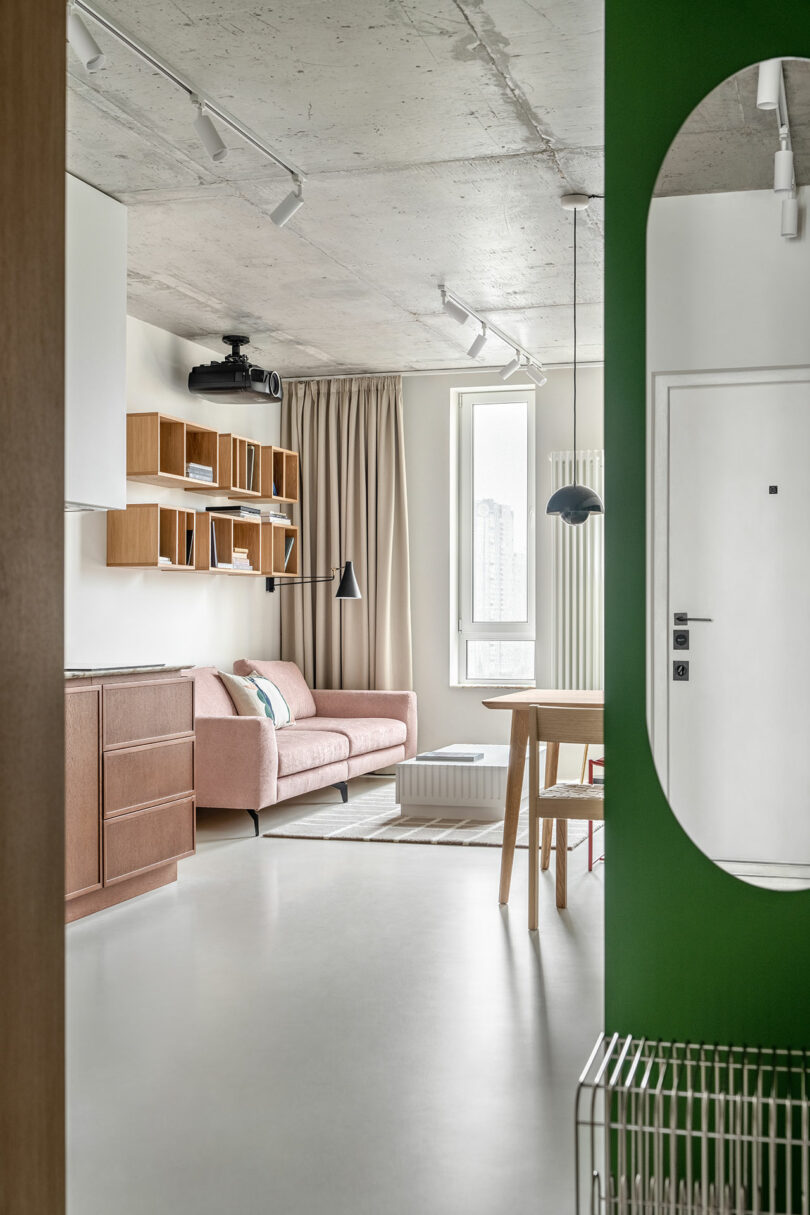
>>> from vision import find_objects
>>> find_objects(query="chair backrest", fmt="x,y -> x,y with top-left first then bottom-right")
530,704 -> 603,745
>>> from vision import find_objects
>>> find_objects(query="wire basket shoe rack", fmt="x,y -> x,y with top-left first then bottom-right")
576,1033 -> 810,1214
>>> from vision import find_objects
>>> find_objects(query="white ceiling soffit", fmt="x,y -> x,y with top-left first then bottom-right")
656,60 -> 810,197
67,0 -> 604,376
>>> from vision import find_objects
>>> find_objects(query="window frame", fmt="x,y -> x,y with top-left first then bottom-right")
452,385 -> 537,687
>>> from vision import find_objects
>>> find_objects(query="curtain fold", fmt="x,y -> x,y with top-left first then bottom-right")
281,375 -> 412,690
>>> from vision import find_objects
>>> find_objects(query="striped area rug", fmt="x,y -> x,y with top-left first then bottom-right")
264,781 -> 602,850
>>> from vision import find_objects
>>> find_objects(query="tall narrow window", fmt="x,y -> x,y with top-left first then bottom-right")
456,389 -> 535,685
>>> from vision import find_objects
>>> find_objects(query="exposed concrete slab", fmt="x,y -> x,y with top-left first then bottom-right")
67,0 -> 605,373
656,59 -> 810,197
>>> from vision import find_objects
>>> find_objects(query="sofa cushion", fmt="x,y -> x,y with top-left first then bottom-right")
275,729 -> 350,778
218,671 -> 279,719
289,716 -> 407,756
184,666 -> 236,717
233,659 -> 317,720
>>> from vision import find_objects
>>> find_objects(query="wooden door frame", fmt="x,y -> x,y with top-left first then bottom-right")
648,365 -> 810,790
0,0 -> 66,1209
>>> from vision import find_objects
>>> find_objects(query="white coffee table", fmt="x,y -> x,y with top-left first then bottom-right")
395,743 -> 543,822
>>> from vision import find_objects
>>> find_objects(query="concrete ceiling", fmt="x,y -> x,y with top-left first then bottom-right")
66,0 -> 604,376
656,59 -> 810,197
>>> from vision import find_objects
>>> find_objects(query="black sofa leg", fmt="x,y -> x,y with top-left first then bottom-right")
246,809 -> 260,837
333,781 -> 349,804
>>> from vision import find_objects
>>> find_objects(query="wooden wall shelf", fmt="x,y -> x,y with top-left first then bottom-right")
107,504 -> 197,570
196,512 -> 263,575
127,413 -> 219,490
107,507 -> 300,580
264,522 -> 300,577
186,434 -> 261,498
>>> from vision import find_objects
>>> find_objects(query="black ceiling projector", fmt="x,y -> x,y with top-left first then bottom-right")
188,335 -> 282,403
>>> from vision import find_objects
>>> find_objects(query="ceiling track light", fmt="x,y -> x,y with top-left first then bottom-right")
525,364 -> 548,388
499,351 -> 522,381
774,133 -> 794,194
67,5 -> 105,71
67,0 -> 306,223
438,284 -> 549,383
757,59 -> 783,111
441,288 -> 471,326
270,178 -> 305,228
782,192 -> 800,238
467,325 -> 488,359
191,96 -> 228,163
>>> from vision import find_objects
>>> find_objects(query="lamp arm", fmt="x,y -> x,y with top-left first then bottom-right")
265,569 -> 337,593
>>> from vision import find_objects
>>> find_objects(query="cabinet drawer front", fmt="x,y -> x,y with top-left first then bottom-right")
65,686 -> 102,898
103,678 -> 194,748
104,738 -> 194,818
104,796 -> 195,885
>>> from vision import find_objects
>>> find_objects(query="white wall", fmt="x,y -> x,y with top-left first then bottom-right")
648,186 -> 810,371
64,317 -> 282,670
403,366 -> 603,763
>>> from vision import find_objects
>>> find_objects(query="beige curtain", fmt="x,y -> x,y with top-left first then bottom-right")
281,375 -> 412,690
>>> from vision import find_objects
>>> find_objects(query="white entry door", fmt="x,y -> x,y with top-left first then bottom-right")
659,372 -> 810,870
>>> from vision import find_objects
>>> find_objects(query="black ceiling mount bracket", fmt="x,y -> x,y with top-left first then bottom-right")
223,334 -> 250,362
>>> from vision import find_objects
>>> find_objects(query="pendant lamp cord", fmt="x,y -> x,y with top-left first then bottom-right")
573,205 -> 577,472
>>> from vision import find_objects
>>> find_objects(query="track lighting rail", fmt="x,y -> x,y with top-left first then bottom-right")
439,285 -> 547,381
71,0 -> 307,183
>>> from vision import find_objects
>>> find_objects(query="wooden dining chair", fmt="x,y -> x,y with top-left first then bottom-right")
528,705 -> 604,930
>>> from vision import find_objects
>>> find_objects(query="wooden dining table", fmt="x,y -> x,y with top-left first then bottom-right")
482,688 -> 605,904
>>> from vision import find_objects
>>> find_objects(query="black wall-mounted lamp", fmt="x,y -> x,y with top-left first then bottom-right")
265,560 -> 362,599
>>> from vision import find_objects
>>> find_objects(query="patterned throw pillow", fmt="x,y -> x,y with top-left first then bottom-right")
249,674 -> 294,728
217,671 -> 274,719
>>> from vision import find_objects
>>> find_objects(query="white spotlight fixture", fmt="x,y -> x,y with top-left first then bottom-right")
441,288 -> 470,326
782,192 -> 800,238
499,351 -> 522,382
191,97 -> 228,163
774,133 -> 794,193
757,59 -> 783,111
270,178 -> 305,228
67,5 -> 106,72
526,364 -> 548,388
467,325 -> 487,359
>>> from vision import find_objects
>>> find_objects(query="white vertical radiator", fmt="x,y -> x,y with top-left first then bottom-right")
550,449 -> 605,690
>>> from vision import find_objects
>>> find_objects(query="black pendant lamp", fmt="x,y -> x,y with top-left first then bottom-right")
546,195 -> 604,526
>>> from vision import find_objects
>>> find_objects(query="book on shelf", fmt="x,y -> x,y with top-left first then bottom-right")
246,445 -> 255,492
185,528 -> 194,565
261,509 -> 288,522
284,535 -> 295,569
206,505 -> 261,518
415,751 -> 484,763
186,463 -> 214,482
158,554 -> 172,565
210,519 -> 218,568
216,561 -> 233,570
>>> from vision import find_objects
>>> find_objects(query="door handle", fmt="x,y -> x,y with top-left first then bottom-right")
673,612 -> 713,625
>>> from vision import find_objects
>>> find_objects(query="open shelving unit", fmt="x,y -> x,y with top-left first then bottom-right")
115,413 -> 302,578
107,504 -> 198,571
264,521 -> 300,576
196,512 -> 263,575
267,446 -> 299,503
126,413 -> 219,490
187,434 -> 261,498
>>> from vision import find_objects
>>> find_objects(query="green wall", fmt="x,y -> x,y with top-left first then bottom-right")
605,3 -> 810,1046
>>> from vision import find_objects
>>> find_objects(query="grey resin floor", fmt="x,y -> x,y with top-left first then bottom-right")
67,779 -> 604,1215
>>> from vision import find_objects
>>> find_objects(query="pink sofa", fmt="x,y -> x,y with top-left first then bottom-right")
185,660 -> 417,835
